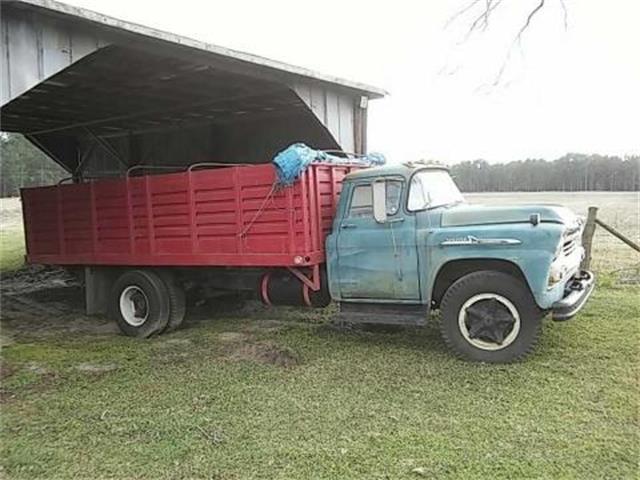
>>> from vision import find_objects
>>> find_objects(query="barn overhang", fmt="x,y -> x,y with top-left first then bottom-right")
0,0 -> 386,176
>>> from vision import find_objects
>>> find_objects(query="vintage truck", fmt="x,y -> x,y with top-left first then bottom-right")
20,161 -> 594,363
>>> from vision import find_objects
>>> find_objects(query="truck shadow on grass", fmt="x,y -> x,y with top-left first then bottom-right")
185,296 -> 450,358
0,265 -> 453,384
1,285 -> 443,358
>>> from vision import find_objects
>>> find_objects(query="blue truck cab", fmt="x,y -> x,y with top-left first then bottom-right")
326,162 -> 595,363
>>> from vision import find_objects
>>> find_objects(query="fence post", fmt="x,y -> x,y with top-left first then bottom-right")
581,206 -> 598,270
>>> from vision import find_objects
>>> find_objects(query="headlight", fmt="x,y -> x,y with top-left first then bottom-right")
548,262 -> 566,286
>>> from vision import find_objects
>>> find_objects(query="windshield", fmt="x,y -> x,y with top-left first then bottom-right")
407,169 -> 464,211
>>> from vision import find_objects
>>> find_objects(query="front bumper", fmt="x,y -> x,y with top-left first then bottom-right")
551,271 -> 595,321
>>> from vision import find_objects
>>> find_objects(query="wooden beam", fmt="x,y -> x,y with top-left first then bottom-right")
595,218 -> 640,253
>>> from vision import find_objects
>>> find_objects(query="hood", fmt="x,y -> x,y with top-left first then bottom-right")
440,204 -> 581,229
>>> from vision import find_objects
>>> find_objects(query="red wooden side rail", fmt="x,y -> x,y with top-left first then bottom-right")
21,163 -> 357,267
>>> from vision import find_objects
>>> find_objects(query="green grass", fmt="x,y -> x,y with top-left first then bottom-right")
0,227 -> 25,272
1,284 -> 638,479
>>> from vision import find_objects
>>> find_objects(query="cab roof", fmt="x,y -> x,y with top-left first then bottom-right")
344,162 -> 450,181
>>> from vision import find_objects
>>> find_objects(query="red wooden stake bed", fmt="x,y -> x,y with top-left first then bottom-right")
21,163 -> 357,268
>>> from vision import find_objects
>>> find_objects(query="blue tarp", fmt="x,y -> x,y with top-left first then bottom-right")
272,143 -> 386,186
272,143 -> 319,185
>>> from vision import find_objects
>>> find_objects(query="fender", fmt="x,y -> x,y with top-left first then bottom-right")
423,221 -> 565,310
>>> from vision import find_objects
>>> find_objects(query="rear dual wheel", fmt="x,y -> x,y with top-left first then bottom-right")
110,269 -> 186,338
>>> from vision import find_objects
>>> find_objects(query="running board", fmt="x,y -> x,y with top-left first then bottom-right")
336,302 -> 427,326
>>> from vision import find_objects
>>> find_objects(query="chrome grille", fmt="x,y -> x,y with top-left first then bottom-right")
563,237 -> 578,256
562,228 -> 582,256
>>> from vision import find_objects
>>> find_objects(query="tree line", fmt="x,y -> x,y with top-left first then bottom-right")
449,154 -> 639,192
0,133 -> 67,197
1,133 -> 638,196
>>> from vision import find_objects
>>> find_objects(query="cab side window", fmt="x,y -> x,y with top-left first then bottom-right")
348,185 -> 373,218
385,180 -> 402,215
347,180 -> 403,219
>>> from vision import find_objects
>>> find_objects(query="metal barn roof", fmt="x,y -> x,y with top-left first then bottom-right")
0,0 -> 386,175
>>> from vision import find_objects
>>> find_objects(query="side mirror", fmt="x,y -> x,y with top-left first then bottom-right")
372,180 -> 387,224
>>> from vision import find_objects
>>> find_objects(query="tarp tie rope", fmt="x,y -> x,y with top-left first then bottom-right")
238,181 -> 279,238
241,142 -> 387,236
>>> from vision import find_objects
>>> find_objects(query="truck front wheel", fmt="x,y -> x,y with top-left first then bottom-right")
110,270 -> 170,338
439,271 -> 543,363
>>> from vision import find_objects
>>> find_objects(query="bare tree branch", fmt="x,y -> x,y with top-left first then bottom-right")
490,0 -> 546,86
452,0 -> 552,39
463,0 -> 505,40
515,0 -> 546,45
447,0 -> 569,87
559,0 -> 569,29
445,0 -> 483,29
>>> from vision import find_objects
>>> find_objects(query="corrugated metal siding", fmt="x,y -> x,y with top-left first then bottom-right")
2,3 -> 374,173
0,7 -> 110,105
293,82 -> 365,154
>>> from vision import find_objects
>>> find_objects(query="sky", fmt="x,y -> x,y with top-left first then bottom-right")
61,0 -> 640,164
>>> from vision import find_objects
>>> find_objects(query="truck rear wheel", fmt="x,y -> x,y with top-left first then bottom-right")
110,269 -> 170,338
439,271 -> 543,363
159,271 -> 186,333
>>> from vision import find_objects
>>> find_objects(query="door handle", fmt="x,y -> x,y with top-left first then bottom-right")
341,223 -> 357,229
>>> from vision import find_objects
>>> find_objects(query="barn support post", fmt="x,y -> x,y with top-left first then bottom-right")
581,206 -> 598,270
84,266 -> 111,315
354,95 -> 368,155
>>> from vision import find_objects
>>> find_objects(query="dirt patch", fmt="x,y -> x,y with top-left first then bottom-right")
0,370 -> 59,404
0,265 -> 110,340
0,362 -> 57,403
24,362 -> 50,375
1,311 -> 119,340
216,325 -> 300,367
74,363 -> 119,374
155,351 -> 192,366
154,338 -> 193,348
0,389 -> 15,403
242,319 -> 288,335
0,330 -> 16,347
1,265 -> 119,340
0,362 -> 17,380
152,338 -> 194,365
217,332 -> 250,343
618,266 -> 640,285
226,340 -> 300,367
0,264 -> 77,297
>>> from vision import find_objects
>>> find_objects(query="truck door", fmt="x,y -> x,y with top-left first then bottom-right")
336,179 -> 420,300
